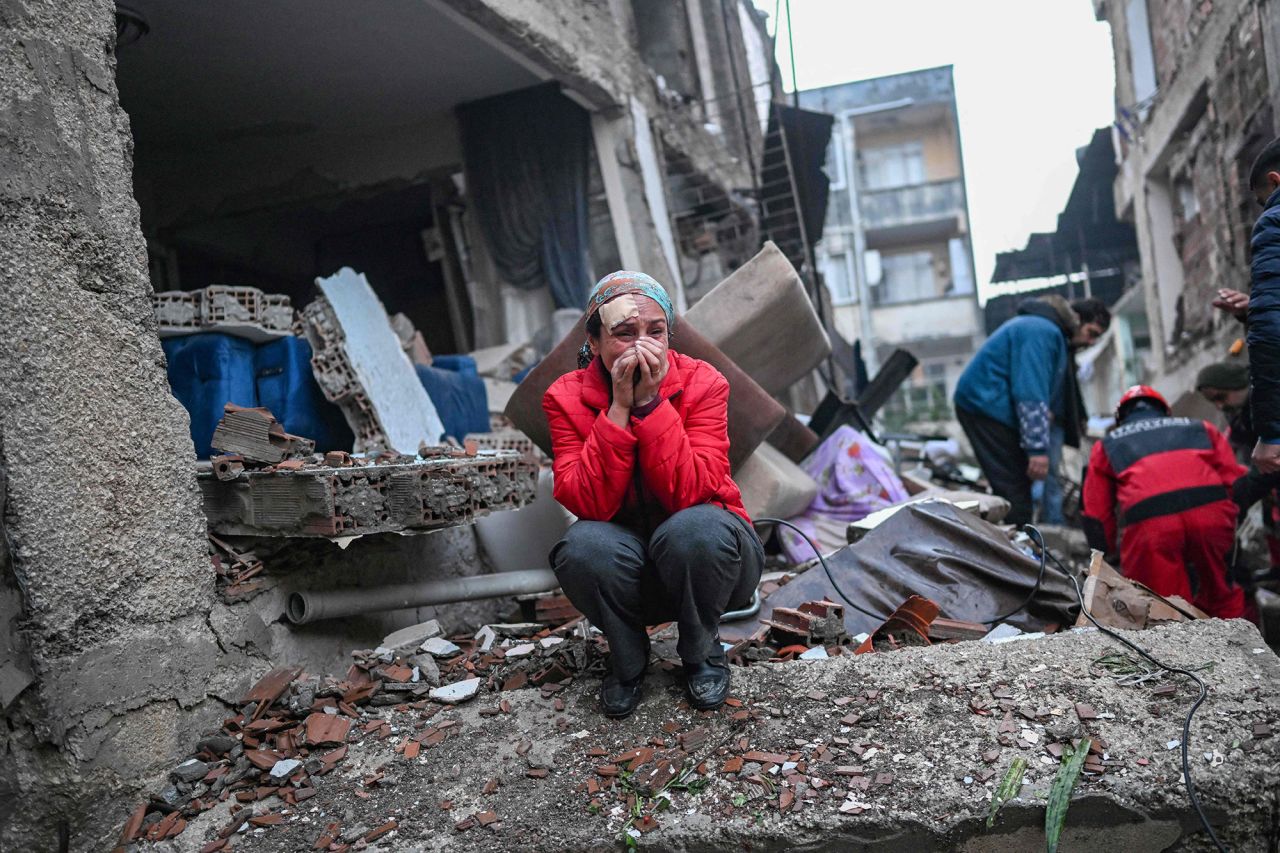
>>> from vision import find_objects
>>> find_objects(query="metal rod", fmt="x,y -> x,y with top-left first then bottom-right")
286,569 -> 560,624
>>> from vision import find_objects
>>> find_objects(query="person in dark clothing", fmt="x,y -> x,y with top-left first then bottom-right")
1082,386 -> 1248,620
1196,361 -> 1255,453
954,295 -> 1108,525
1246,138 -> 1280,475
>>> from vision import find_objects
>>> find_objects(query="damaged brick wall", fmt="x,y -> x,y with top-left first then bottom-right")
1161,2 -> 1276,350
0,1 -> 242,849
1148,0 -> 1215,92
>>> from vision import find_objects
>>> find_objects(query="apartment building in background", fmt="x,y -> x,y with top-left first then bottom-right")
800,66 -> 983,434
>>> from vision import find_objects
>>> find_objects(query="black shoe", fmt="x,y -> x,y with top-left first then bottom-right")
601,672 -> 645,718
684,656 -> 731,710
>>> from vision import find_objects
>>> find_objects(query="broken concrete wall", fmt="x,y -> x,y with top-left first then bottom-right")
438,0 -> 757,200
0,1 -> 245,849
1164,2 -> 1273,346
1147,0 -> 1215,92
211,524 -> 507,677
1102,0 -> 1277,408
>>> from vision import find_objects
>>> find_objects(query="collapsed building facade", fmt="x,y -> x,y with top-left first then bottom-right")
0,0 -> 802,848
1093,0 -> 1280,413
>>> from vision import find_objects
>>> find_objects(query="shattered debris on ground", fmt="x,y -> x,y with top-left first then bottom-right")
115,619 -> 1280,851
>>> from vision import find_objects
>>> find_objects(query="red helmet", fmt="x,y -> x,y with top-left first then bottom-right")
1115,384 -> 1170,420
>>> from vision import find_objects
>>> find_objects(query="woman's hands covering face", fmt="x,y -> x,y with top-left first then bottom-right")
608,336 -> 668,411
632,336 -> 669,408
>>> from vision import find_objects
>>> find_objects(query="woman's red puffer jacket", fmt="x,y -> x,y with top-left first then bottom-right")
542,351 -> 749,530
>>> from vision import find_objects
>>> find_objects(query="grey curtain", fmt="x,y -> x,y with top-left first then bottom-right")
457,83 -> 593,310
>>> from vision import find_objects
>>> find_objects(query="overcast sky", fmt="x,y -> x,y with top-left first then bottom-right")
755,0 -> 1118,302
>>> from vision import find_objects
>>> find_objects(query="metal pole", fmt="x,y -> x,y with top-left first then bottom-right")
843,110 -> 877,375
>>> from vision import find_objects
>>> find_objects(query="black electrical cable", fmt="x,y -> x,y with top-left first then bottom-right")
1026,526 -> 1226,852
982,533 -> 1049,624
756,516 -> 886,621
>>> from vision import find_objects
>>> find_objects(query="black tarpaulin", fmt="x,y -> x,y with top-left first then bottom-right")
759,103 -> 834,269
727,501 -> 1079,639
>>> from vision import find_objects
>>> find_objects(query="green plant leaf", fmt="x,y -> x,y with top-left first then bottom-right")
1045,738 -> 1092,853
986,756 -> 1027,829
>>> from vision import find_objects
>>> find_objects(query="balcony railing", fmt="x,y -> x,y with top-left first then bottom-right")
860,179 -> 964,230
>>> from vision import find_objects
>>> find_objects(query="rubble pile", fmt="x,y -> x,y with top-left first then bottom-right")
199,404 -> 538,539
112,616 -> 599,851
114,620 -> 1280,851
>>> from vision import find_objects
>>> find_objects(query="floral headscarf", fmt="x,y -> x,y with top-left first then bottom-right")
577,271 -> 675,367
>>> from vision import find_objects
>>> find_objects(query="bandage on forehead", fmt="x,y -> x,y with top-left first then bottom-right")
599,294 -> 640,331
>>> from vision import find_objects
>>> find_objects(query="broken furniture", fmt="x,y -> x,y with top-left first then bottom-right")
734,441 -> 819,522
725,501 -> 1079,640
685,240 -> 831,398
163,331 -> 353,458
301,267 -> 447,453
153,284 -> 296,342
198,447 -> 538,538
683,241 -> 827,489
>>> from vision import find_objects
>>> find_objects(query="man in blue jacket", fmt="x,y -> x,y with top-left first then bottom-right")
954,295 -> 1108,525
1247,139 -> 1280,475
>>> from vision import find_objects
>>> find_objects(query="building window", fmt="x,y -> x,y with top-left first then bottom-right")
824,127 -> 847,190
873,250 -> 935,305
1176,179 -> 1199,221
861,142 -> 925,190
947,237 -> 974,295
824,251 -> 854,304
1124,0 -> 1157,109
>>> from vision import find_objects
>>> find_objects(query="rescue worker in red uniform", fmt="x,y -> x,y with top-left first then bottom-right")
1082,386 -> 1248,619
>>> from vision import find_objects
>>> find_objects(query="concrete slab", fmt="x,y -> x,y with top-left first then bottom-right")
161,619 -> 1280,852
197,450 -> 538,537
303,268 -> 446,453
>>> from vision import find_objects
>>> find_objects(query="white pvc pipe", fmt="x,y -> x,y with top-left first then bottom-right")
287,569 -> 559,624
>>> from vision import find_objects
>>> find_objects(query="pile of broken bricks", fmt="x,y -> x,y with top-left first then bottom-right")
112,618 -> 599,850
111,601 -> 1072,850
114,612 -> 1280,851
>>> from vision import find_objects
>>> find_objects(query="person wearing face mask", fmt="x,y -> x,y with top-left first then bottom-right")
542,271 -> 763,718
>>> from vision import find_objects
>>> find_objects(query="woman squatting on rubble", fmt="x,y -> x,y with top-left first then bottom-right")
542,271 -> 764,719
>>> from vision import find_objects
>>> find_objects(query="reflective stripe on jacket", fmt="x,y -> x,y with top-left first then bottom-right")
1081,413 -> 1244,554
